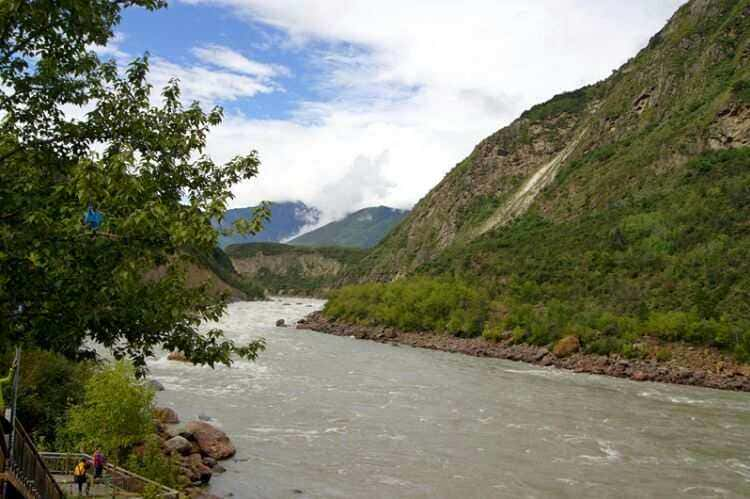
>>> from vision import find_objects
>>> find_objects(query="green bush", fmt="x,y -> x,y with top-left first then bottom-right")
127,435 -> 180,489
57,361 -> 154,463
0,350 -> 94,442
324,277 -> 489,337
521,87 -> 592,122
655,348 -> 672,362
732,80 -> 750,104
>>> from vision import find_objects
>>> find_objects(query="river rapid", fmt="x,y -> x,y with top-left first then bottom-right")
149,299 -> 750,499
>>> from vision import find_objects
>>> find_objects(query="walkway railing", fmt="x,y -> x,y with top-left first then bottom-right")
2,420 -> 65,499
40,452 -> 180,498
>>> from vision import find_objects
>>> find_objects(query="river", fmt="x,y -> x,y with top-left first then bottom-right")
148,299 -> 750,498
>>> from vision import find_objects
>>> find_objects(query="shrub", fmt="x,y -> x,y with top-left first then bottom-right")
732,80 -> 750,104
127,436 -> 180,489
57,361 -> 154,463
586,337 -> 624,356
324,277 -> 489,337
0,350 -> 94,442
521,87 -> 591,122
655,348 -> 672,362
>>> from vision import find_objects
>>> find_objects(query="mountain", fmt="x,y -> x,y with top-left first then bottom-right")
216,201 -> 320,248
225,243 -> 366,296
330,0 -> 750,359
198,246 -> 265,300
289,206 -> 409,249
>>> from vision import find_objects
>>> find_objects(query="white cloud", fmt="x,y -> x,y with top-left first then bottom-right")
176,0 -> 687,220
89,32 -> 129,59
148,57 -> 275,104
191,44 -> 289,79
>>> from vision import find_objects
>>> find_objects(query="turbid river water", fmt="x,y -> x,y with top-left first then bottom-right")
149,299 -> 750,499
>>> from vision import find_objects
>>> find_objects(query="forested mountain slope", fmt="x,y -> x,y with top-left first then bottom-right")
356,0 -> 750,281
331,0 -> 750,360
289,206 -> 409,249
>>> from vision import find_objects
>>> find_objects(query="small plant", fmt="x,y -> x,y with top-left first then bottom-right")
622,343 -> 647,360
732,80 -> 750,104
655,348 -> 672,362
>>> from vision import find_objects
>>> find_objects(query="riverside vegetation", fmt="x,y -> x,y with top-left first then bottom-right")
327,149 -> 750,361
1,0 -> 268,495
323,0 -> 750,372
2,353 -> 233,497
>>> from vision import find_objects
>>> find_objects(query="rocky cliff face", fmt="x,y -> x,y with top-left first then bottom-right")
226,243 -> 365,296
359,0 -> 750,280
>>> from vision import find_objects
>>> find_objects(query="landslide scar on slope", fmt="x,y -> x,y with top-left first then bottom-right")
476,128 -> 588,237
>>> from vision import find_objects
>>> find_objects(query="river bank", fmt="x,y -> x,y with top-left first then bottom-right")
150,299 -> 750,498
151,405 -> 235,499
297,312 -> 750,392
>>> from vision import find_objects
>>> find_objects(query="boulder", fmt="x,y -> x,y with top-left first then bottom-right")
165,423 -> 192,439
167,351 -> 189,362
147,379 -> 165,392
180,464 -> 199,483
185,421 -> 236,460
153,407 -> 180,424
187,452 -> 203,468
165,436 -> 192,455
187,453 -> 212,484
189,440 -> 202,455
276,319 -> 286,327
552,336 -> 581,357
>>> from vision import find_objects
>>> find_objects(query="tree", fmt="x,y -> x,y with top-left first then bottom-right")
58,361 -> 153,463
0,350 -> 93,442
0,0 -> 267,368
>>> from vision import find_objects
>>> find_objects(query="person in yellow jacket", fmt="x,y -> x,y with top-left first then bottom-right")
73,458 -> 89,496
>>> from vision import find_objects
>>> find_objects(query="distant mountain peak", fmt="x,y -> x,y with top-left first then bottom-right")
216,201 -> 321,248
289,206 -> 409,249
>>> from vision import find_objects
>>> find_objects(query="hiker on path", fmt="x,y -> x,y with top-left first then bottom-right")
93,448 -> 105,479
73,457 -> 88,496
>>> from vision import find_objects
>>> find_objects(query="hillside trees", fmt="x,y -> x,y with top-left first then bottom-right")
0,0 -> 266,368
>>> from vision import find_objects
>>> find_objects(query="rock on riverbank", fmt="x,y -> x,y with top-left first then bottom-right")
297,312 -> 750,392
153,408 -> 235,498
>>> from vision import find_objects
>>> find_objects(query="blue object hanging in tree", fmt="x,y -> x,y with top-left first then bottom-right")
84,205 -> 103,230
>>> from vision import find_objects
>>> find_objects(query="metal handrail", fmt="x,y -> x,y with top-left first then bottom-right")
10,417 -> 64,499
40,452 -> 180,498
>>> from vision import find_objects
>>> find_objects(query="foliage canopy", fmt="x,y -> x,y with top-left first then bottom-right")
0,0 -> 267,367
58,361 -> 153,462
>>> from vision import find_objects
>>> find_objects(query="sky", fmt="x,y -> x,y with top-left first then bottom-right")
111,0 -> 687,223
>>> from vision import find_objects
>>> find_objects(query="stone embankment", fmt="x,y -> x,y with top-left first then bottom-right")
151,406 -> 235,499
297,312 -> 750,392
